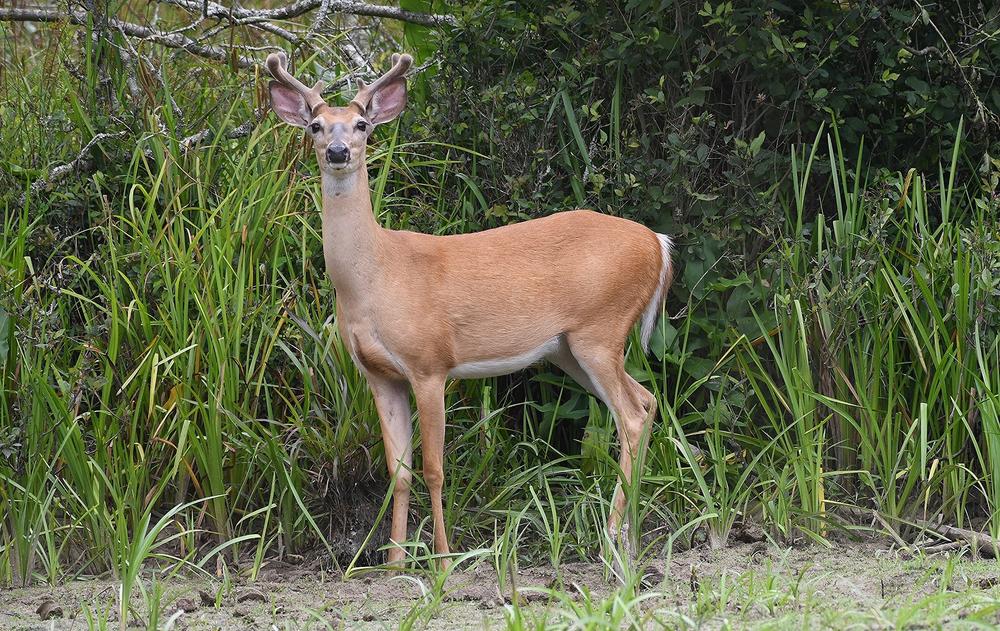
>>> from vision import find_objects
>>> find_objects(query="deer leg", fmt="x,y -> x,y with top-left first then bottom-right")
606,378 -> 656,548
566,334 -> 652,550
368,375 -> 413,567
548,339 -> 605,402
412,375 -> 451,569
625,372 -> 658,463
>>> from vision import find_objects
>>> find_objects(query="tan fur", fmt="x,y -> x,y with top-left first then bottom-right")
266,52 -> 673,568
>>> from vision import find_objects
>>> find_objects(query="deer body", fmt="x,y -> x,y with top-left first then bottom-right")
268,52 -> 673,567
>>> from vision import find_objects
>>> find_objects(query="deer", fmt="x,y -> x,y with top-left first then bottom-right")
265,51 -> 674,569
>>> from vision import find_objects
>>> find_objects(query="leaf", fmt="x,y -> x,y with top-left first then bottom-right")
0,308 -> 8,364
771,32 -> 785,54
560,90 -> 592,169
649,319 -> 679,360
708,272 -> 752,291
683,357 -> 717,379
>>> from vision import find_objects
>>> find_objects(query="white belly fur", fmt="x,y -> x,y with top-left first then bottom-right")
449,336 -> 561,379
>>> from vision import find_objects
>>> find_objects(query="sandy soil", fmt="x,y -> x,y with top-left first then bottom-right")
3,538 -> 1000,629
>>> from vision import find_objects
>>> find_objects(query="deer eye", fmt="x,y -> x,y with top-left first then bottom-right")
355,120 -> 368,132
310,122 -> 322,134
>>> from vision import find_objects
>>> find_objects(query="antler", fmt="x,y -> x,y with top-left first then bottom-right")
265,51 -> 326,113
350,53 -> 413,113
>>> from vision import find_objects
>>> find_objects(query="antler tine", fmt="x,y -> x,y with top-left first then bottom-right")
351,53 -> 413,112
265,52 -> 326,113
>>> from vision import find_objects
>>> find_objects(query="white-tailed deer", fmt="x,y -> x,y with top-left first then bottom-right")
266,51 -> 673,568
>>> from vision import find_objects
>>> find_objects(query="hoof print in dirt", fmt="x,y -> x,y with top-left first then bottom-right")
641,566 -> 665,589
978,576 -> 1000,589
175,598 -> 198,613
237,589 -> 267,603
198,589 -> 217,606
477,597 -> 503,609
36,600 -> 63,621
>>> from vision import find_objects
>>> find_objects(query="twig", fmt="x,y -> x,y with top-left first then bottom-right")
841,506 -> 999,558
178,110 -> 266,150
338,16 -> 373,78
872,510 -> 914,554
3,2 -> 454,67
921,540 -> 968,555
909,0 -> 996,129
20,132 -> 127,204
305,0 -> 333,43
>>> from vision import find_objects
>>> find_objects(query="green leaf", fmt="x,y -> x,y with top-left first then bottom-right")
771,32 -> 785,54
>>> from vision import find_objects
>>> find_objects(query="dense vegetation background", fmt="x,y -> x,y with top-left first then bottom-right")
2,0 -> 1000,600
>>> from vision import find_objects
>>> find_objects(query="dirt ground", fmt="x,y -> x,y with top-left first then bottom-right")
3,538 -> 1000,629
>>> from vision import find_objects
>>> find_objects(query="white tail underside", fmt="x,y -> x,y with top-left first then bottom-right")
639,233 -> 672,353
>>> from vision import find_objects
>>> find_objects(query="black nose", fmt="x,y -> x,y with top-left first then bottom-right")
326,144 -> 350,164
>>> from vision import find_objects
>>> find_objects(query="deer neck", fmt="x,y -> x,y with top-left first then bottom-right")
320,168 -> 382,303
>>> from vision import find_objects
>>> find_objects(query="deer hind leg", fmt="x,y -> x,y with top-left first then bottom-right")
565,332 -> 655,548
622,372 -> 657,520
548,337 -> 605,401
368,375 -> 413,567
411,375 -> 452,569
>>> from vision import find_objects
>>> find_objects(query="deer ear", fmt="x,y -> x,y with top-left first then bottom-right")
367,79 -> 407,126
269,81 -> 311,127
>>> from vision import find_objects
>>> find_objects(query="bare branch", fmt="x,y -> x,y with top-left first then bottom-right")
2,2 -> 453,68
179,110 -> 265,150
0,6 -> 257,67
196,0 -> 457,27
156,0 -> 303,44
901,44 -> 944,56
20,132 -> 127,204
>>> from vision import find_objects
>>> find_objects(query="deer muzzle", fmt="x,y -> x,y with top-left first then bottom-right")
326,143 -> 350,165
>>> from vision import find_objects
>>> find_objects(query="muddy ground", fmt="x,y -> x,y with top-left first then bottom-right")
3,537 -> 1000,629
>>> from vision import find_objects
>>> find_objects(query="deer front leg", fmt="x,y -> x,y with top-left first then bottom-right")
412,375 -> 451,569
368,375 -> 413,567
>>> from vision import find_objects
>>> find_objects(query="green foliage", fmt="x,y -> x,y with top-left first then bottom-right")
435,0 -> 999,217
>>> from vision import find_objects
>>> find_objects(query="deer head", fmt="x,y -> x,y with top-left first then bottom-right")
266,52 -> 412,175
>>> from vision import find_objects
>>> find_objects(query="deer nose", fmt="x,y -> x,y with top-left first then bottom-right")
326,143 -> 350,164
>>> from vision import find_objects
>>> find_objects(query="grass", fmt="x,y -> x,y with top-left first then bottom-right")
2,8 -> 1000,630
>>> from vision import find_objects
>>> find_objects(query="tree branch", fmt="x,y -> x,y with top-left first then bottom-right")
2,2 -> 454,67
0,6 -> 257,67
20,132 -> 127,204
194,0 -> 457,27
156,0 -> 303,44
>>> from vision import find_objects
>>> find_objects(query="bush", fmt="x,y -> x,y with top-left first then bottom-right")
427,0 -> 1000,297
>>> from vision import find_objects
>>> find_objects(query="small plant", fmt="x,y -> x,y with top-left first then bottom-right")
493,505 -> 529,604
